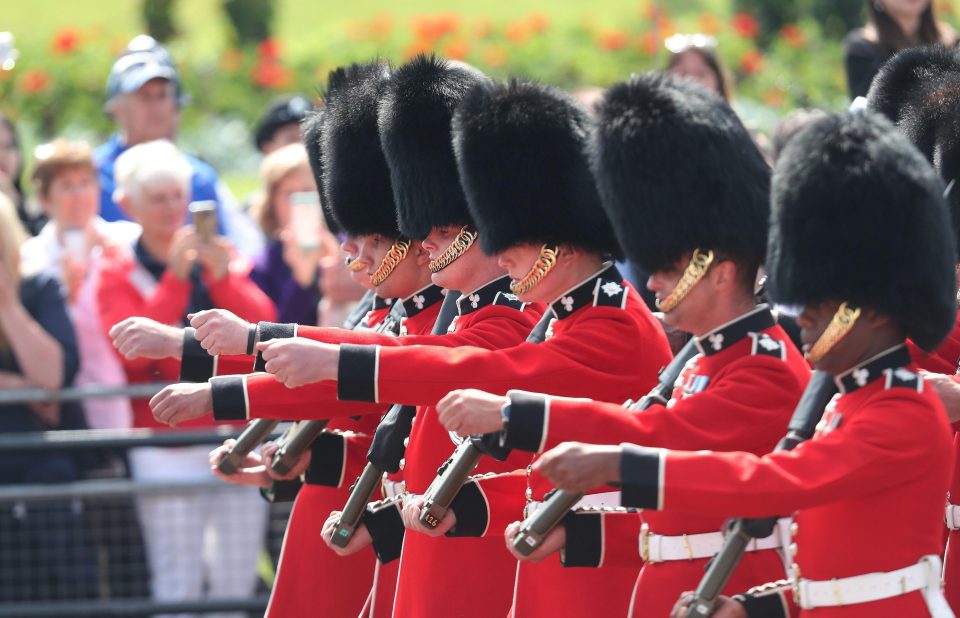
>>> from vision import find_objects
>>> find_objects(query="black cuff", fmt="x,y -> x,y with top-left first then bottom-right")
253,322 -> 296,372
304,432 -> 347,487
619,444 -> 661,509
734,589 -> 789,618
260,479 -> 302,503
560,511 -> 603,568
502,391 -> 548,453
211,376 -> 248,421
445,480 -> 489,538
338,344 -> 378,402
246,323 -> 258,355
180,327 -> 216,382
362,498 -> 405,563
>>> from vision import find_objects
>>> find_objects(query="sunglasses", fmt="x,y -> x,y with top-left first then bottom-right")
664,33 -> 718,54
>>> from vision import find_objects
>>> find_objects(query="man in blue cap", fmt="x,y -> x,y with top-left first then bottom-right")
94,35 -> 262,256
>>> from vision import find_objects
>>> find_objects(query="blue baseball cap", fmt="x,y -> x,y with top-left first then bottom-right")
105,36 -> 185,105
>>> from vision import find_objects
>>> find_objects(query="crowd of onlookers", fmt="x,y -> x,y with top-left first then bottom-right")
0,0 -> 954,610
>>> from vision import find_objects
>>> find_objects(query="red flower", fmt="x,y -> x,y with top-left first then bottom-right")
472,18 -> 494,39
52,28 -> 80,55
443,39 -> 470,60
698,13 -> 721,35
637,32 -> 658,56
762,87 -> 786,107
370,12 -> 393,37
19,68 -> 51,94
528,12 -> 550,34
505,21 -> 531,45
410,13 -> 459,43
251,61 -> 289,89
779,24 -> 807,48
739,49 -> 764,74
598,30 -> 629,52
256,38 -> 281,61
732,12 -> 760,39
404,39 -> 434,60
482,44 -> 507,68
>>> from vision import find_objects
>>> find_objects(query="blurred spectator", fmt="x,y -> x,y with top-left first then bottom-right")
249,143 -> 340,325
96,140 -> 274,616
571,86 -> 605,114
770,108 -> 830,163
253,95 -> 313,155
0,113 -> 45,235
94,35 -> 263,257
21,139 -> 139,431
0,194 -> 97,600
844,0 -> 956,99
664,33 -> 731,102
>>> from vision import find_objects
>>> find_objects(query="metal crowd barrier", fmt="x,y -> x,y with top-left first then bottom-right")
0,384 -> 289,617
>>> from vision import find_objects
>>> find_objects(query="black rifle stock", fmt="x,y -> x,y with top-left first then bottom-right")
685,370 -> 837,617
217,419 -> 280,474
512,338 -> 701,556
330,291 -> 462,547
418,309 -> 556,529
270,420 -> 330,475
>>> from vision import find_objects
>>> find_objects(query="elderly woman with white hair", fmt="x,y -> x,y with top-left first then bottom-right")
96,139 -> 275,616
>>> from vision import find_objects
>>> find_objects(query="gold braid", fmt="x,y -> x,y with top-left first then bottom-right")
805,302 -> 861,364
428,226 -> 478,274
510,245 -> 559,295
370,239 -> 411,286
655,249 -> 714,313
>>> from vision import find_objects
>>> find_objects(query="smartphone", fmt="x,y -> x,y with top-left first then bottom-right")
189,201 -> 218,243
62,228 -> 87,265
289,192 -> 322,250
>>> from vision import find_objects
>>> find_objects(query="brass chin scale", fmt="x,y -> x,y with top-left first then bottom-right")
428,227 -> 478,274
804,302 -> 861,364
510,244 -> 559,295
655,249 -> 715,313
370,239 -> 412,286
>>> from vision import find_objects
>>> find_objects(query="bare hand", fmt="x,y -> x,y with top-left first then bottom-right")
0,370 -> 26,390
150,382 -> 214,427
670,593 -> 746,618
109,317 -> 183,360
62,256 -> 89,303
281,229 -> 321,288
189,309 -> 251,356
919,370 -> 960,424
401,495 -> 456,537
196,237 -> 232,282
168,227 -> 199,281
259,338 -> 338,388
534,442 -> 622,493
209,439 -> 271,487
262,440 -> 312,481
504,520 -> 566,563
0,266 -> 17,309
436,389 -> 508,437
30,401 -> 61,428
321,511 -> 373,556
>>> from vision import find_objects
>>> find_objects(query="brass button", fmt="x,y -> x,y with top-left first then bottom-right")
788,542 -> 798,558
790,522 -> 799,537
398,458 -> 405,471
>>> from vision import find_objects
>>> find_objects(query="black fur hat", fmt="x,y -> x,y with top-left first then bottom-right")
379,55 -> 490,240
321,61 -> 401,238
768,111 -> 956,351
300,107 -> 341,235
591,73 -> 770,274
451,79 -> 620,257
868,46 -> 960,247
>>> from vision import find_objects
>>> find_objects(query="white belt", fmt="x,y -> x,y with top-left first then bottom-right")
640,519 -> 789,563
946,503 -> 960,531
795,555 -> 953,617
524,491 -> 621,517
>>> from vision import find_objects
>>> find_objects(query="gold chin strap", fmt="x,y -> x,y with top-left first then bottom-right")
805,302 -> 861,364
370,239 -> 412,286
428,226 -> 478,274
510,244 -> 559,295
344,256 -> 366,272
655,249 -> 715,313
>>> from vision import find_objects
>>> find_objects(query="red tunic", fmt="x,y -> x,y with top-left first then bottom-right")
620,346 -> 954,617
97,243 -> 276,429
503,307 -> 810,617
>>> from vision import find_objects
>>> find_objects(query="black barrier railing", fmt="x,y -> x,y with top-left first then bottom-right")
0,598 -> 269,617
0,382 -> 171,405
0,426 -> 284,452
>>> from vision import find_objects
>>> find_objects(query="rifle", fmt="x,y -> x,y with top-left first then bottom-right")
419,309 -> 555,529
330,290 -> 462,548
685,370 -> 837,617
511,337 -> 700,555
215,293 -> 382,475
